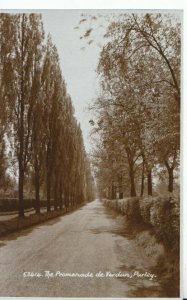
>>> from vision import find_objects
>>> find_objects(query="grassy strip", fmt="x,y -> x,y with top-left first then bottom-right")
102,197 -> 179,297
0,205 -> 83,237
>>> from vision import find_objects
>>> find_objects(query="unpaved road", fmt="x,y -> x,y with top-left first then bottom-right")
0,199 -> 165,297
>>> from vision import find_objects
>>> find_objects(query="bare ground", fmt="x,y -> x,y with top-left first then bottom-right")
0,199 -> 172,297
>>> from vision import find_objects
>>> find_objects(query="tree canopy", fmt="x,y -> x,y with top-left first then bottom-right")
88,13 -> 180,198
0,13 -> 95,216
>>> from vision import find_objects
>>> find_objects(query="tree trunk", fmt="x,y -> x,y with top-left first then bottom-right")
130,169 -> 136,197
35,158 -> 40,214
126,147 -> 136,197
47,172 -> 51,212
118,174 -> 123,199
119,191 -> 123,199
168,168 -> 174,193
111,182 -> 116,199
140,157 -> 145,197
54,176 -> 58,210
147,170 -> 152,196
59,177 -> 63,210
18,166 -> 24,217
67,181 -> 70,208
57,176 -> 61,209
18,14 -> 25,218
65,181 -> 70,211
64,186 -> 67,211
165,160 -> 174,193
46,143 -> 51,212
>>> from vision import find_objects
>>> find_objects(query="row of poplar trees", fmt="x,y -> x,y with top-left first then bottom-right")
89,13 -> 180,199
0,13 -> 94,217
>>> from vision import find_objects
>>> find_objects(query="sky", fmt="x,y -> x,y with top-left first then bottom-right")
42,11 -> 109,152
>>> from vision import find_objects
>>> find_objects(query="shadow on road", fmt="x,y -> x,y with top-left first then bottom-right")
0,216 -> 62,242
0,226 -> 41,242
0,242 -> 6,248
90,205 -> 150,240
0,205 -> 85,242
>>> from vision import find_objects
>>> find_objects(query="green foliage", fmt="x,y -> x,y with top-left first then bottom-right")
139,196 -> 179,252
149,197 -> 179,251
0,13 -> 95,215
118,197 -> 141,220
90,13 -> 180,197
104,195 -> 179,252
139,197 -> 153,224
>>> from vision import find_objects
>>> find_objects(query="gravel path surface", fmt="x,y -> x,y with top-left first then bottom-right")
0,199 -> 163,297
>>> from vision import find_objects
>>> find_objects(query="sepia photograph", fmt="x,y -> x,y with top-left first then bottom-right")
0,7 -> 182,298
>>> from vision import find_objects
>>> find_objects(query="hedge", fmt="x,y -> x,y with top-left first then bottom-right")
103,195 -> 179,252
0,198 -> 55,212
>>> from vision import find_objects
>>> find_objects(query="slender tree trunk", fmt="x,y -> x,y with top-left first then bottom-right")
140,171 -> 144,197
18,93 -> 25,217
147,170 -> 152,196
110,185 -> 112,199
57,176 -> 61,209
66,180 -> 69,211
107,187 -> 110,199
46,143 -> 51,212
47,171 -> 51,212
65,181 -> 70,211
59,176 -> 63,210
34,159 -> 40,214
165,160 -> 174,193
70,193 -> 73,207
18,166 -> 24,217
54,175 -> 58,210
72,178 -> 77,207
111,182 -> 116,199
74,192 -> 77,207
140,157 -> 145,197
18,14 -> 25,218
72,191 -> 75,208
130,167 -> 136,197
119,191 -> 123,199
64,185 -> 67,211
59,195 -> 63,210
168,168 -> 174,193
126,147 -> 136,197
118,174 -> 123,199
